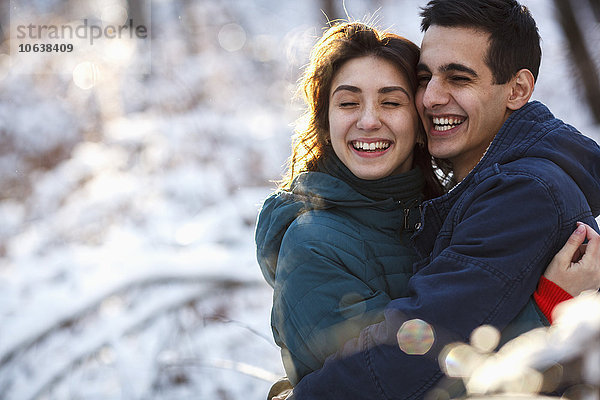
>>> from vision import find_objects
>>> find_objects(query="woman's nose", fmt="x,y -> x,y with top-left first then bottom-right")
356,105 -> 382,131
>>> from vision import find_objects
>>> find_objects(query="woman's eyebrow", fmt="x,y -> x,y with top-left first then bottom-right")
331,85 -> 361,95
379,86 -> 410,97
332,85 -> 410,98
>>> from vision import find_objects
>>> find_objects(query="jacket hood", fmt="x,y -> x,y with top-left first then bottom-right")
255,172 -> 398,287
477,101 -> 600,216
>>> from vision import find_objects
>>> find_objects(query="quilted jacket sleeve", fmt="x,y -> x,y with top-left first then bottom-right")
273,212 -> 392,385
293,167 -> 596,399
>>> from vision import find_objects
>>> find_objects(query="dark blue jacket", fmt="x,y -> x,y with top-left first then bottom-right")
255,169 -> 424,384
293,102 -> 600,399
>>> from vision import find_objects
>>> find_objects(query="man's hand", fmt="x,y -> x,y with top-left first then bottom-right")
544,222 -> 600,296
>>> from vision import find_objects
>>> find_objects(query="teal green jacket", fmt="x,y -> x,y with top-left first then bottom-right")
255,170 -> 424,384
291,102 -> 594,399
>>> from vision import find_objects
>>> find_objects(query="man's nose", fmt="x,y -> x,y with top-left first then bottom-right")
356,105 -> 382,131
421,78 -> 449,110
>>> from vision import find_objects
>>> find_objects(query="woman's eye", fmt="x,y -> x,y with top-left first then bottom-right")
340,102 -> 358,107
383,101 -> 401,106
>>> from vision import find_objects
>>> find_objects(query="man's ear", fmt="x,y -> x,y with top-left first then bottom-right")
507,69 -> 535,110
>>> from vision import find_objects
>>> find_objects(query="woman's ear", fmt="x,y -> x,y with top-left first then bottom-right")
507,69 -> 535,111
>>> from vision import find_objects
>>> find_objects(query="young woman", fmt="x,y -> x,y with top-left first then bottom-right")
255,21 -> 599,389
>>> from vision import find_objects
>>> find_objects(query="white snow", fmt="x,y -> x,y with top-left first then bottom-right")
0,0 -> 598,399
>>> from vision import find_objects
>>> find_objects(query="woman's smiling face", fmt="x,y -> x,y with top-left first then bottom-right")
328,56 -> 419,180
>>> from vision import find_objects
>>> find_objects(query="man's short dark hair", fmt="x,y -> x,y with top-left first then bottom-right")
420,0 -> 541,84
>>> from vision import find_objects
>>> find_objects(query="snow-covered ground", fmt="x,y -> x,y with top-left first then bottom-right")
0,1 -> 598,399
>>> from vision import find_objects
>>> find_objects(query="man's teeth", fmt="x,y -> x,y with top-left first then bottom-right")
352,141 -> 391,151
432,117 -> 465,131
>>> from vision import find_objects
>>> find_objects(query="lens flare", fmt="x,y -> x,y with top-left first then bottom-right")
73,61 -> 99,89
101,5 -> 128,26
440,343 -> 486,378
218,23 -> 246,52
470,325 -> 501,353
396,319 -> 435,355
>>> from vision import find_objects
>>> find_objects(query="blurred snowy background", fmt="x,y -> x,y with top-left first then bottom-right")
0,0 -> 598,399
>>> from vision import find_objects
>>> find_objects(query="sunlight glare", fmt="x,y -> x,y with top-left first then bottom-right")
0,54 -> 10,81
101,4 -> 129,26
100,295 -> 125,318
248,112 -> 277,140
103,39 -> 135,65
98,345 -> 117,365
175,222 -> 204,246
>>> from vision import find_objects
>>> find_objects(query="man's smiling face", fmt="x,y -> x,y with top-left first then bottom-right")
416,25 -> 514,181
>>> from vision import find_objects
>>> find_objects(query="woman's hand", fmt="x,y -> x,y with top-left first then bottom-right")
268,378 -> 293,400
544,222 -> 600,297
272,389 -> 293,400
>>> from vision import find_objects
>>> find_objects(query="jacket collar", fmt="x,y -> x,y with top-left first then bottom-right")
429,101 -> 552,209
413,100 -> 600,259
412,101 -> 557,258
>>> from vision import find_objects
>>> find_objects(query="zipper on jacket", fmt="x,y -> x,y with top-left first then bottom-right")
403,208 -> 410,231
401,199 -> 423,231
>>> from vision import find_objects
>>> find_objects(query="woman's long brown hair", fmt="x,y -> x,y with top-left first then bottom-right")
280,22 -> 447,199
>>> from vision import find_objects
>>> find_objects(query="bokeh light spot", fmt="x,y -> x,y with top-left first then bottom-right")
339,292 -> 366,319
98,345 -> 116,365
502,368 -> 543,394
396,319 -> 435,355
101,5 -> 129,26
218,23 -> 246,52
440,343 -> 486,378
470,325 -> 501,353
73,61 -> 99,90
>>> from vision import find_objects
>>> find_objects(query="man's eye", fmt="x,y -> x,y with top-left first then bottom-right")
417,76 -> 430,86
451,76 -> 471,83
383,101 -> 400,106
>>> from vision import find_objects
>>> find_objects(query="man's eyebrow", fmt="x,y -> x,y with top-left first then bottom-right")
417,63 -> 431,74
416,62 -> 478,78
441,63 -> 478,77
379,86 -> 411,98
331,85 -> 361,95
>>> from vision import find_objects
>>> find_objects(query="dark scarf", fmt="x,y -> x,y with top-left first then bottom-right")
317,152 -> 424,206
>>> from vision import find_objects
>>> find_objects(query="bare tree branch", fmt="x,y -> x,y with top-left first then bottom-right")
321,0 -> 342,24
0,274 -> 262,368
18,280 -> 263,400
553,0 -> 600,123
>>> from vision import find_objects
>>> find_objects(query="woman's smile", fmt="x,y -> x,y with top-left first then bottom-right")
350,139 -> 392,152
328,56 -> 419,180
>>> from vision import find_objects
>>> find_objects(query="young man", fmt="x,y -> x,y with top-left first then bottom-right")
282,1 -> 600,399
